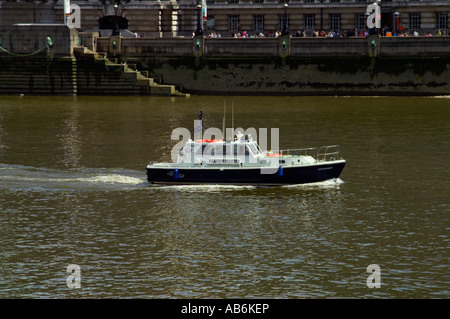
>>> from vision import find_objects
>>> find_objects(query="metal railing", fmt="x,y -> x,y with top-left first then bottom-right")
280,147 -> 317,158
279,145 -> 341,162
317,145 -> 341,162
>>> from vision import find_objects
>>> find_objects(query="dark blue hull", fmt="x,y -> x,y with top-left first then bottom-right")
146,161 -> 345,186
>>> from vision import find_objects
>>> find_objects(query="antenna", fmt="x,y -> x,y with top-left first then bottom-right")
223,101 -> 226,140
232,101 -> 234,132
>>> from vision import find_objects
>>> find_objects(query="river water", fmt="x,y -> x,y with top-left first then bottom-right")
0,95 -> 448,299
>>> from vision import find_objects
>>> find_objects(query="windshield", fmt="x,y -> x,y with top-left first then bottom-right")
248,143 -> 260,155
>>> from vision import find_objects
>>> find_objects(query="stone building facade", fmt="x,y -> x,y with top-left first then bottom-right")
0,0 -> 448,37
187,0 -> 449,37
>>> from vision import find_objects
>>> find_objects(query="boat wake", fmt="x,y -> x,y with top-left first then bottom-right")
77,174 -> 144,185
151,184 -> 257,192
283,178 -> 344,189
149,178 -> 344,192
0,164 -> 147,192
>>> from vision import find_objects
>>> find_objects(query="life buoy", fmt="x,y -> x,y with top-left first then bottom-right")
194,139 -> 223,143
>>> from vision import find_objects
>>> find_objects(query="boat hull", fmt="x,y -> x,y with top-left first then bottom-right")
146,161 -> 346,186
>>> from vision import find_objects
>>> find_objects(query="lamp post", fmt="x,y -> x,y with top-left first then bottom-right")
281,2 -> 289,36
377,0 -> 382,35
64,0 -> 70,26
112,2 -> 120,36
365,12 -> 371,35
394,11 -> 400,35
195,2 -> 203,36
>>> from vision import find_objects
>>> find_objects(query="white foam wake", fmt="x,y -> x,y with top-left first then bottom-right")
0,164 -> 146,192
150,178 -> 344,192
283,178 -> 344,188
78,174 -> 145,185
153,184 -> 256,192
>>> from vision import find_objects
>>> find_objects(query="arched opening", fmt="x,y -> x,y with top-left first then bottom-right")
98,15 -> 129,32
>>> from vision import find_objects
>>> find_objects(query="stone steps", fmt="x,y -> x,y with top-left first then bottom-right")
0,57 -> 77,96
0,46 -> 189,97
74,46 -> 188,97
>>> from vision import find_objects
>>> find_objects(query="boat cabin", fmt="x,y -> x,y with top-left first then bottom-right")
178,133 -> 263,166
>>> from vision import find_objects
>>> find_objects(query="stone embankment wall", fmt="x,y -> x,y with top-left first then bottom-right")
96,35 -> 450,96
0,25 -> 77,95
1,24 -> 449,96
97,36 -> 450,58
134,55 -> 449,96
0,55 -> 77,96
0,25 -> 180,96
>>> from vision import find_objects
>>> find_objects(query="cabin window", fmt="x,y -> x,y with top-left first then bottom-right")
195,144 -> 206,155
225,145 -> 233,156
203,144 -> 215,156
248,143 -> 259,155
215,145 -> 224,156
236,145 -> 249,155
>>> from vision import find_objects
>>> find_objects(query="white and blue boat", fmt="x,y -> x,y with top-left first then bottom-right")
146,130 -> 346,186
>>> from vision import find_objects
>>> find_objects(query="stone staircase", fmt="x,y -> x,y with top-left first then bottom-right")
0,54 -> 77,96
0,46 -> 188,97
73,46 -> 188,97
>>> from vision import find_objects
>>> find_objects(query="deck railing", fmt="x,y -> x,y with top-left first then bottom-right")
317,145 -> 341,162
280,147 -> 318,158
280,145 -> 341,162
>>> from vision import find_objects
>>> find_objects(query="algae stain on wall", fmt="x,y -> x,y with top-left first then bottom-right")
141,56 -> 450,96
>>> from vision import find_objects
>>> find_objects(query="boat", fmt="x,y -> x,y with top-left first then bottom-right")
146,121 -> 346,186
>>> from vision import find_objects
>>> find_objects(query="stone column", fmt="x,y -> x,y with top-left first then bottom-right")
160,0 -> 179,38
367,35 -> 380,58
108,35 -> 121,57
278,36 -> 291,59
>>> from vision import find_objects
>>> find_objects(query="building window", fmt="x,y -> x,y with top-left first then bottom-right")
207,16 -> 215,32
278,15 -> 289,32
305,0 -> 315,3
437,12 -> 448,29
253,15 -> 264,32
229,0 -> 239,4
304,14 -> 315,31
330,0 -> 340,3
329,14 -> 341,31
254,0 -> 264,3
229,15 -> 240,32
409,13 -> 420,30
355,13 -> 366,32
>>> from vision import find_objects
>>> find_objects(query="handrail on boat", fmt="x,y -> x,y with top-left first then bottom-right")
317,145 -> 340,161
280,147 -> 317,158
280,145 -> 341,161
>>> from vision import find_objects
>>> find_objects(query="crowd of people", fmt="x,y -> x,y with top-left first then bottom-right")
203,28 -> 448,38
293,29 -> 448,37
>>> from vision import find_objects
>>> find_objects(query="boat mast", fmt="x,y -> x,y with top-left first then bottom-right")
194,110 -> 203,141
223,102 -> 226,140
232,101 -> 234,134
